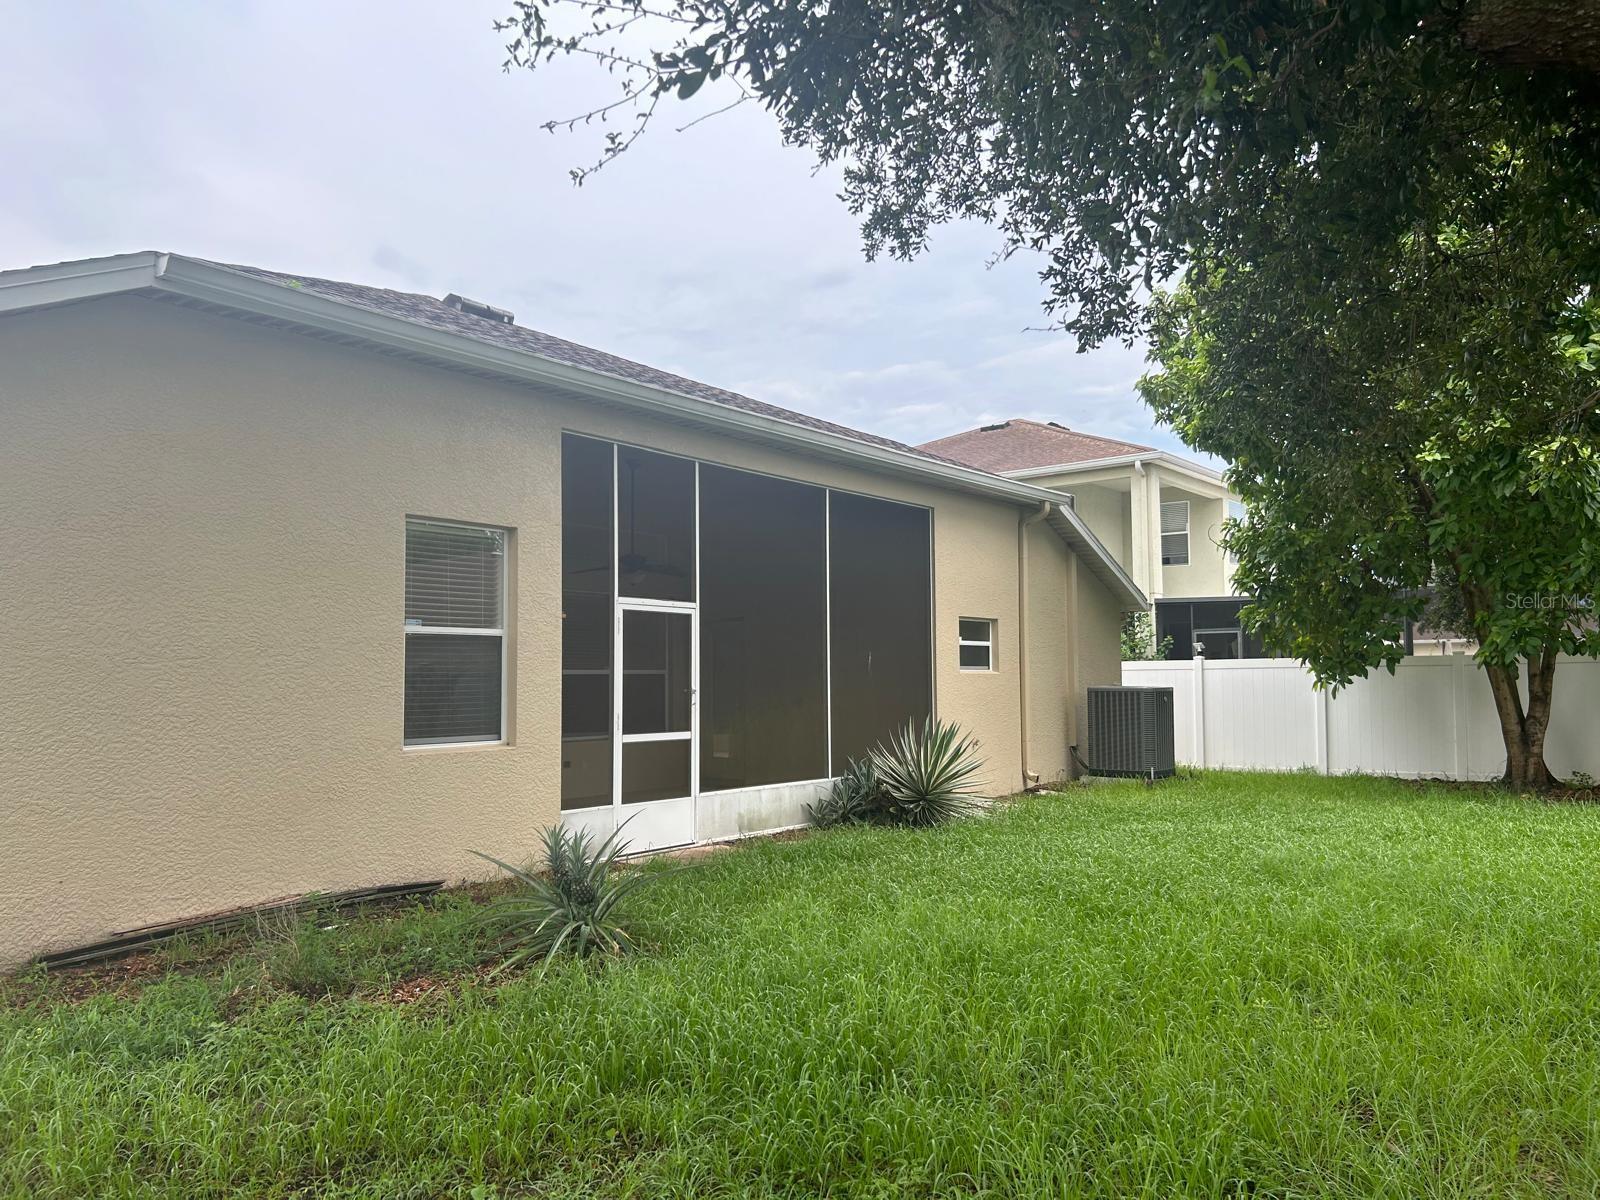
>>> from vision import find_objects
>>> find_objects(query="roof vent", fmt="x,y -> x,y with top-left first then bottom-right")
442,293 -> 515,324
980,421 -> 1011,432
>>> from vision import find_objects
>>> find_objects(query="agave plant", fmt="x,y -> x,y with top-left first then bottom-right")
867,717 -> 985,827
807,757 -> 880,828
470,820 -> 657,971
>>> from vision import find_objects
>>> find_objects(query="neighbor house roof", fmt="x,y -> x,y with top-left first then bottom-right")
919,418 -> 1154,473
0,252 -> 1146,609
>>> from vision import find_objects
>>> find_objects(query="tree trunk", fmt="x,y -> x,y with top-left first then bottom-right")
1483,655 -> 1558,790
1447,565 -> 1559,791
1462,0 -> 1600,77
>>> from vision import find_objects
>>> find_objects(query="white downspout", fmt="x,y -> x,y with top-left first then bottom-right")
1018,500 -> 1052,789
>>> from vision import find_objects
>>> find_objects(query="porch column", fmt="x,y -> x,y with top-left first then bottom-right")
1129,462 -> 1164,604
1129,464 -> 1152,601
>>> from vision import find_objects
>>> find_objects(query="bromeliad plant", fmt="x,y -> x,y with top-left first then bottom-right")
471,820 -> 657,970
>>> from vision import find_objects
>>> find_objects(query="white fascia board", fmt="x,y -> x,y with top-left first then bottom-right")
1006,451 -> 1228,489
0,251 -> 1144,598
149,256 -> 1083,511
0,252 -> 163,315
1046,503 -> 1147,611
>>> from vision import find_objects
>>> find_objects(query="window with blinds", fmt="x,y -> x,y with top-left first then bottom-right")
404,519 -> 506,745
1160,500 -> 1190,566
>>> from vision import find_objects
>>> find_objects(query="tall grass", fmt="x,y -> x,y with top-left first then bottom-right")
5,773 -> 1600,1197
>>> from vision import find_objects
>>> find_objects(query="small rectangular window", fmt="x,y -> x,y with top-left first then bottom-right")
958,618 -> 994,671
404,519 -> 506,746
1160,500 -> 1190,566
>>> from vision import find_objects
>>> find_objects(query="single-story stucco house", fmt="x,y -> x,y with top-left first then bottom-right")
0,252 -> 1144,967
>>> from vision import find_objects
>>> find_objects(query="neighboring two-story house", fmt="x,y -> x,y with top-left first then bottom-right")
922,419 -> 1260,659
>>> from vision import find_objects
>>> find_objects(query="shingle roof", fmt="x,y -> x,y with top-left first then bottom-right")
918,418 -> 1154,473
0,251 -> 1151,609
202,259 -> 968,469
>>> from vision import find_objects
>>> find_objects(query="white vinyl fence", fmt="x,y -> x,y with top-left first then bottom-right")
1121,655 -> 1600,780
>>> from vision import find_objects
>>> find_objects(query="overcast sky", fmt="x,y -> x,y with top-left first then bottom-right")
3,1 -> 1196,456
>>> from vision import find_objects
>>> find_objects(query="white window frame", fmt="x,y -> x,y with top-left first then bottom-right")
1193,626 -> 1242,660
1160,500 -> 1190,567
958,617 -> 996,672
403,517 -> 508,749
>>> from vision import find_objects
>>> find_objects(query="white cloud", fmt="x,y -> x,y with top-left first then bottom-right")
0,0 -> 1206,461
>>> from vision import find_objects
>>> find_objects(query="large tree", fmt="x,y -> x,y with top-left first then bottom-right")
499,1 -> 1600,785
1139,184 -> 1600,788
500,0 -> 1600,347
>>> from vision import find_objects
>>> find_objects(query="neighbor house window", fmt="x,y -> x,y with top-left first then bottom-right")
1160,500 -> 1190,566
404,518 -> 506,746
958,619 -> 995,671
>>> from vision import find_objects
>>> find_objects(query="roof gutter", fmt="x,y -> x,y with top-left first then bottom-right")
1005,450 -> 1226,486
1045,503 -> 1146,611
144,255 -> 1085,513
0,251 -> 1148,605
0,251 -> 163,313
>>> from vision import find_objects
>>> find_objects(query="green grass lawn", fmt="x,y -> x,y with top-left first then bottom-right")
6,772 -> 1600,1198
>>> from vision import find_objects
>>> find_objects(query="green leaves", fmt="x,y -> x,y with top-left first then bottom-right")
501,0 -> 1600,349
675,65 -> 708,99
867,717 -> 985,828
811,719 -> 986,829
470,820 -> 664,972
1121,610 -> 1173,661
808,757 -> 880,828
1138,118 -> 1600,782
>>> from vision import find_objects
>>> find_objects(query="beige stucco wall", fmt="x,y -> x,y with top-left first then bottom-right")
1072,564 -> 1128,753
1020,465 -> 1238,605
1024,520 -> 1075,785
1063,482 -> 1131,575
0,295 -> 1122,966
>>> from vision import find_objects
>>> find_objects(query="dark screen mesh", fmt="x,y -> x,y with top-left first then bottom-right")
621,740 -> 691,804
1155,598 -> 1262,660
699,465 -> 828,790
562,435 -> 614,808
828,492 -> 932,767
617,446 -> 695,602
